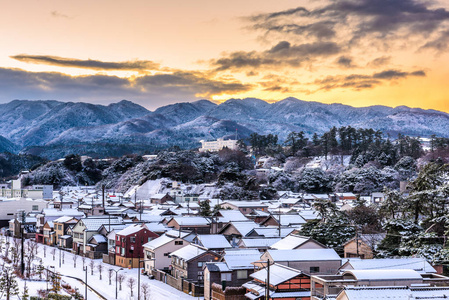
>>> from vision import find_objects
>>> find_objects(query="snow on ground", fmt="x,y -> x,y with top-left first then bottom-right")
1,237 -> 196,300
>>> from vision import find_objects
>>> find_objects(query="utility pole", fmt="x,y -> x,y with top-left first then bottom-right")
266,261 -> 270,300
19,209 -> 25,276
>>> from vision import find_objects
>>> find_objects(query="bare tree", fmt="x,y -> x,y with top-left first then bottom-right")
97,264 -> 103,280
81,256 -> 86,269
127,277 -> 136,297
43,246 -> 46,258
117,273 -> 126,291
24,240 -> 38,277
4,240 -> 10,258
141,283 -> 151,300
62,250 -> 65,264
108,269 -> 113,285
89,259 -> 95,275
50,248 -> 56,261
0,267 -> 19,300
73,254 -> 78,268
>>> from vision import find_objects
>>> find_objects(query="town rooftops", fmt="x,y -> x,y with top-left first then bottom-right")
270,235 -> 311,250
267,249 -> 341,262
53,216 -> 76,223
116,224 -> 147,236
341,258 -> 436,274
170,216 -> 210,226
223,249 -> 261,270
343,269 -> 423,281
143,234 -> 176,250
170,244 -> 207,261
251,263 -> 302,286
194,234 -> 232,249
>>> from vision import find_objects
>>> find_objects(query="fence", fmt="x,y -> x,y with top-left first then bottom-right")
150,269 -> 203,297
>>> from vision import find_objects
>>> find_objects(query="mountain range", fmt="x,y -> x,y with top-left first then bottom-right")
1,98 -> 448,159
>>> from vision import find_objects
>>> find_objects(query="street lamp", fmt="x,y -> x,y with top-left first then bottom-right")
138,259 -> 155,300
83,266 -> 88,300
109,268 -> 123,299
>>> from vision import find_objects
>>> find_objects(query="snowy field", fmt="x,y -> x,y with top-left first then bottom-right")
0,236 -> 197,300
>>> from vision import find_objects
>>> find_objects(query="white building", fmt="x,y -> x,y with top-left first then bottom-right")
199,138 -> 238,152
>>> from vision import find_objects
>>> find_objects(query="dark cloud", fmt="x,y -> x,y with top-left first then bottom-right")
312,69 -> 426,92
336,56 -> 356,68
420,30 -> 449,52
368,56 -> 391,67
211,41 -> 340,71
247,0 -> 449,52
11,54 -> 161,72
0,68 -> 251,109
51,11 -> 70,19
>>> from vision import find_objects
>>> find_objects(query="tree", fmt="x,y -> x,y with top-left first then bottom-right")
97,264 -> 103,280
198,200 -> 211,217
0,267 -> 19,300
284,131 -> 308,156
81,256 -> 86,269
73,254 -> 78,268
89,259 -> 95,275
127,277 -> 136,297
141,283 -> 151,300
108,269 -> 113,285
346,203 -> 382,233
50,248 -> 56,261
22,282 -> 29,300
117,273 -> 126,291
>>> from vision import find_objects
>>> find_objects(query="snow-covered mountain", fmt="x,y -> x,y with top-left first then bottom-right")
1,98 -> 448,159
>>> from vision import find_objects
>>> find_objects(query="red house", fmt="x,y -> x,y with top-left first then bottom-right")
115,224 -> 159,268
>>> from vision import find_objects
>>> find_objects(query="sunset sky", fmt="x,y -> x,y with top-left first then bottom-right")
1,0 -> 449,111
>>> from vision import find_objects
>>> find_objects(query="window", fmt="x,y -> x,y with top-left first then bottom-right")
164,252 -> 169,256
121,247 -> 125,256
130,237 -> 136,243
197,262 -> 203,268
237,270 -> 247,279
58,225 -> 62,230
198,271 -> 203,281
32,205 -> 39,211
175,241 -> 183,245
310,267 -> 320,273
221,273 -> 231,281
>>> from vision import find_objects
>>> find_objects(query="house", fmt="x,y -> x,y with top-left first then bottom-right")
71,216 -> 122,255
204,249 -> 260,300
166,216 -> 211,234
270,234 -> 327,250
261,249 -> 342,275
245,227 -> 295,238
150,193 -> 173,204
340,258 -> 437,274
199,138 -> 238,152
243,263 -> 311,300
42,221 -> 55,245
219,221 -> 261,241
343,233 -> 385,259
310,269 -> 449,299
238,238 -> 282,251
85,234 -> 108,258
220,201 -> 269,215
259,214 -> 307,228
115,223 -> 159,268
0,197 -> 48,228
370,192 -> 385,205
170,244 -> 221,282
35,208 -> 84,243
143,230 -> 192,272
8,216 -> 36,238
53,216 -> 78,248
335,286 -> 449,300
192,234 -> 232,252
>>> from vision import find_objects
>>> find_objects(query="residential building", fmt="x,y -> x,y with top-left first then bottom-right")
170,244 -> 221,282
199,138 -> 238,152
244,263 -> 311,300
115,223 -> 159,268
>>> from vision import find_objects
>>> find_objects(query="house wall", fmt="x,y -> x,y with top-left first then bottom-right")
144,238 -> 190,272
344,240 -> 373,259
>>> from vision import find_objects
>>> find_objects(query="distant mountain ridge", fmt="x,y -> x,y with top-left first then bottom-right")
1,98 -> 448,159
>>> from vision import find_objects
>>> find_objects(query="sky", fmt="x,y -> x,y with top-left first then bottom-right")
1,0 -> 449,111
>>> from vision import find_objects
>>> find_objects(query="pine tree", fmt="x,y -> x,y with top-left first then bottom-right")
0,268 -> 19,300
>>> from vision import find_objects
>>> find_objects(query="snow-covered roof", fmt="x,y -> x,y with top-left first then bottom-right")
143,234 -> 175,250
267,249 -> 341,262
341,258 -> 436,274
249,227 -> 294,238
205,262 -> 231,272
53,216 -> 75,223
42,208 -> 84,217
225,221 -> 261,236
223,201 -> 268,208
217,210 -> 249,222
81,217 -> 122,231
343,269 -> 422,281
116,224 -> 147,236
171,216 -> 210,226
239,238 -> 282,248
274,214 -> 306,226
195,234 -> 232,249
166,229 -> 192,238
270,235 -> 311,250
223,249 -> 261,270
90,234 -> 107,243
339,286 -> 410,299
251,264 -> 301,286
170,244 -> 207,261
